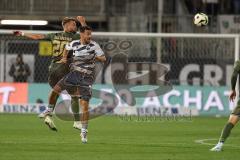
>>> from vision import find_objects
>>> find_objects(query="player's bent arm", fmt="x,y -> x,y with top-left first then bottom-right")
60,49 -> 69,63
95,55 -> 106,62
77,16 -> 87,27
231,72 -> 238,91
231,61 -> 240,90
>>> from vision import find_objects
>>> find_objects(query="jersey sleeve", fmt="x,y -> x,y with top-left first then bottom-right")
94,43 -> 104,56
72,33 -> 80,40
43,33 -> 55,40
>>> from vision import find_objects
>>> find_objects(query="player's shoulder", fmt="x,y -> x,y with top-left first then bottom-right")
69,40 -> 80,47
72,33 -> 80,39
234,60 -> 240,69
235,60 -> 240,65
73,33 -> 80,36
89,40 -> 100,47
53,32 -> 64,36
44,32 -> 58,39
46,32 -> 63,38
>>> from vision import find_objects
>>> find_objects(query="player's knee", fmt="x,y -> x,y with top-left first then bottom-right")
52,85 -> 63,95
81,96 -> 90,103
71,97 -> 79,103
229,114 -> 239,125
80,99 -> 89,110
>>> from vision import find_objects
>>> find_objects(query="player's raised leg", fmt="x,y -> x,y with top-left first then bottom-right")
43,89 -> 60,131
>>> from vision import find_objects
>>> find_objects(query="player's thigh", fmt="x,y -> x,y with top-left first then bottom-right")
228,114 -> 239,125
53,75 -> 72,95
48,63 -> 69,88
230,100 -> 240,124
79,85 -> 92,102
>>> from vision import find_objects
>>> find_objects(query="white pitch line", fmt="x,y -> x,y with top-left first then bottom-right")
195,138 -> 240,148
195,138 -> 218,146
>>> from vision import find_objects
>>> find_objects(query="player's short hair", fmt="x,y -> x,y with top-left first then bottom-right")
62,17 -> 76,27
80,26 -> 92,33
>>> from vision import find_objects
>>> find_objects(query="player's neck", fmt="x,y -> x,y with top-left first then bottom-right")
80,39 -> 88,45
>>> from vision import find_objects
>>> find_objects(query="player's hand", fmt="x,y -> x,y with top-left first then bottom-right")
76,16 -> 86,26
229,90 -> 236,102
13,31 -> 24,36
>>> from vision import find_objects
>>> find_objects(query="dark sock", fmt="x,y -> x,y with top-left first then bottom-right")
71,97 -> 80,121
219,122 -> 234,143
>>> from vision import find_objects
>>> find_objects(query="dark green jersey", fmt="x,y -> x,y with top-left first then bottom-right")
44,32 -> 80,62
231,60 -> 240,90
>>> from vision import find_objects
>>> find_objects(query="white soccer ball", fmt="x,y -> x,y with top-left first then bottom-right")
193,13 -> 208,27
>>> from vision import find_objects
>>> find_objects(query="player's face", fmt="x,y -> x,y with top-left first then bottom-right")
81,30 -> 92,44
64,21 -> 77,33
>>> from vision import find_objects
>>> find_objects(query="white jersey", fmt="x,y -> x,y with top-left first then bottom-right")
65,40 -> 104,75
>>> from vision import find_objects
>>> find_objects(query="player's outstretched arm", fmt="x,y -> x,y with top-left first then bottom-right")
13,31 -> 45,40
76,16 -> 87,27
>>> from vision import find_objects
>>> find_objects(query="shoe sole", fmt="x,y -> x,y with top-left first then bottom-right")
81,138 -> 87,144
210,149 -> 222,152
73,126 -> 82,130
210,148 -> 222,152
45,121 -> 57,132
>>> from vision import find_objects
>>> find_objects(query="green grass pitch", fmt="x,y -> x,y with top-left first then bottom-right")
0,114 -> 240,160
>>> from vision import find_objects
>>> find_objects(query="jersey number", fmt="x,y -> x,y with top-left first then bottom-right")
52,40 -> 68,56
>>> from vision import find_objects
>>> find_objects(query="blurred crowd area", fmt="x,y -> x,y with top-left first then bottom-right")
0,0 -> 240,33
185,0 -> 240,15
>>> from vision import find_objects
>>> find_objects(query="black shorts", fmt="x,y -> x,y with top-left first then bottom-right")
231,99 -> 240,116
57,71 -> 93,101
48,63 -> 70,88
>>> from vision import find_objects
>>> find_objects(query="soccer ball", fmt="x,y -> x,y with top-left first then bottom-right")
193,13 -> 208,27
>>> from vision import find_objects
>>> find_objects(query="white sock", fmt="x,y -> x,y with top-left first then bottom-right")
218,142 -> 223,146
81,128 -> 88,133
47,105 -> 54,112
